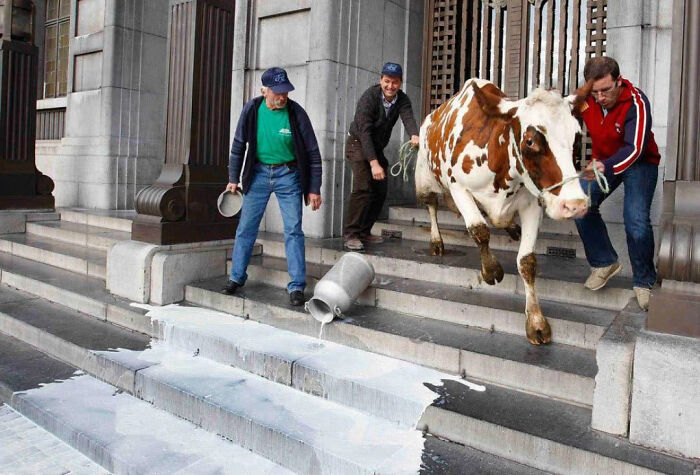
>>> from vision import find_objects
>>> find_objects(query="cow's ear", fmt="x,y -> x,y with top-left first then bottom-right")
567,79 -> 593,116
473,83 -> 516,120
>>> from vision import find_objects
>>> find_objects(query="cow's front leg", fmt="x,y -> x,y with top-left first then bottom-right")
450,188 -> 503,285
420,192 -> 444,256
517,199 -> 551,345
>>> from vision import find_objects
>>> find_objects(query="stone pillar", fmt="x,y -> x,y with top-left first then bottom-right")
0,0 -> 54,209
131,0 -> 236,245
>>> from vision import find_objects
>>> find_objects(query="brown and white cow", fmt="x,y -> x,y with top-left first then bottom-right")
415,79 -> 591,345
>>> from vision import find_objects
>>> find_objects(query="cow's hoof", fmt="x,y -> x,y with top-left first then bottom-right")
481,260 -> 504,285
430,240 -> 444,256
526,316 -> 552,345
506,223 -> 521,241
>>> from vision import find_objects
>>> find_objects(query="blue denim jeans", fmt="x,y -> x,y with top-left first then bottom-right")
230,162 -> 306,293
575,160 -> 658,288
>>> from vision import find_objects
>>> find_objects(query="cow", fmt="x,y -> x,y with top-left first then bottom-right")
415,79 -> 592,345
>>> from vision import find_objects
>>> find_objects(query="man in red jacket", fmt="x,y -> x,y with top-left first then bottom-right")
576,57 -> 660,311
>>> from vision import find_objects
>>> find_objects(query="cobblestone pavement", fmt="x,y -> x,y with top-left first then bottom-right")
0,404 -> 109,475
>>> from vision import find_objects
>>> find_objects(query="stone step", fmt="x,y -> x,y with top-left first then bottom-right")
373,218 -> 585,257
0,251 -> 154,335
389,204 -> 578,235
58,207 -> 136,233
186,278 -> 597,406
0,332 -> 293,475
0,297 -> 530,474
25,220 -> 130,250
241,255 -> 616,350
255,232 -> 635,311
0,404 -> 110,475
0,256 -> 529,428
417,378 -> 695,475
0,232 -> 107,279
0,210 -> 61,234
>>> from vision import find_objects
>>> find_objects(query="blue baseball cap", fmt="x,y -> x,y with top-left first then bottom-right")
261,67 -> 295,93
381,62 -> 403,79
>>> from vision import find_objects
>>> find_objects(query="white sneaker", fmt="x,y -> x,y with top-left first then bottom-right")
584,262 -> 622,291
634,286 -> 651,311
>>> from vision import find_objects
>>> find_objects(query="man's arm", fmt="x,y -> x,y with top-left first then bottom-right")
601,89 -> 653,179
398,94 -> 420,138
295,105 -> 323,210
353,88 -> 381,162
228,101 -> 254,187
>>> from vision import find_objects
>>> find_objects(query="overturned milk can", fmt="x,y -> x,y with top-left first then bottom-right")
305,252 -> 375,323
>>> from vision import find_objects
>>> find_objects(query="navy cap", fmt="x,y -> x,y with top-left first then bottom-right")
261,67 -> 295,93
381,62 -> 403,79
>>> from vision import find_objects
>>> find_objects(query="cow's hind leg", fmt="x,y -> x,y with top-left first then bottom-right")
517,199 -> 551,345
449,188 -> 503,285
423,193 -> 444,256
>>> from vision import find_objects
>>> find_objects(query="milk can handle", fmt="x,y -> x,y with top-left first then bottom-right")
333,306 -> 342,316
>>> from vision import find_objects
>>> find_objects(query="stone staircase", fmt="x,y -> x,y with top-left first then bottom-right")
0,208 -> 695,474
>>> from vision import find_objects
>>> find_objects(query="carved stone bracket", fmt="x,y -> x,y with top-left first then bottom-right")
131,0 -> 235,244
483,0 -> 508,9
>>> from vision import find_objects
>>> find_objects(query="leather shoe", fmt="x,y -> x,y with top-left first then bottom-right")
344,237 -> 365,252
222,280 -> 240,295
289,290 -> 305,306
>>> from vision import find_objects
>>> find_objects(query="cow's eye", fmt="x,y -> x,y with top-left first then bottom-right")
526,138 -> 534,147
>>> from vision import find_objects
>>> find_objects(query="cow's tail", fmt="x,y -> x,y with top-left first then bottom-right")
415,119 -> 444,204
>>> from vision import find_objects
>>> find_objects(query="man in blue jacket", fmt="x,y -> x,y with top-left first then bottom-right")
223,67 -> 322,306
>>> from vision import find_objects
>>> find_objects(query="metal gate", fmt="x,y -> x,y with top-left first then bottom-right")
422,0 -> 607,110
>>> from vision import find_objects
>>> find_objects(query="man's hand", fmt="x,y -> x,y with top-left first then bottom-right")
226,182 -> 238,193
308,193 -> 322,211
582,160 -> 605,181
369,159 -> 386,181
410,135 -> 420,147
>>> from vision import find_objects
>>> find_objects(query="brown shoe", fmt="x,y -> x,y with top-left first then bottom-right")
359,233 -> 384,244
344,237 -> 365,252
584,262 -> 622,291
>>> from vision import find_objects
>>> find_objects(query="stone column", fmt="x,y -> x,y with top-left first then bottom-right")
131,0 -> 236,245
0,0 -> 54,209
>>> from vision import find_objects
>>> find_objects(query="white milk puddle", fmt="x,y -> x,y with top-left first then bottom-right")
127,302 -> 486,472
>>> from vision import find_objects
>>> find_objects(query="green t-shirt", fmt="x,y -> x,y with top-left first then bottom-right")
256,101 -> 296,164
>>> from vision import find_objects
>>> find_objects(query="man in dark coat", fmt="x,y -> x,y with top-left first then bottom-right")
343,62 -> 420,251
223,67 -> 322,306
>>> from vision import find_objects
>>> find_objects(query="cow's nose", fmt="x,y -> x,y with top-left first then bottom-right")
563,199 -> 589,218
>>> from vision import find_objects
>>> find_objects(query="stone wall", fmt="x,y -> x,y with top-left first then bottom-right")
230,0 -> 424,238
37,0 -> 169,209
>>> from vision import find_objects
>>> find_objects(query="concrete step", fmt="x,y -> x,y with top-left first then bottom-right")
0,332 -> 293,474
0,251 -> 154,335
241,255 -> 617,350
25,220 -> 130,250
0,298 -> 524,474
373,218 -> 585,257
186,278 -> 597,406
0,404 -> 110,475
58,207 -> 135,233
389,203 -> 578,235
0,232 -> 107,279
255,232 -> 635,311
0,257 -> 499,427
418,378 -> 695,475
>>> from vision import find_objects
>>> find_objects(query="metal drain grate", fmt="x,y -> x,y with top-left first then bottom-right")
381,229 -> 403,239
547,246 -> 576,259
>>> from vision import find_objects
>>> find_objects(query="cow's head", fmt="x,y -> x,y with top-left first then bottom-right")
473,82 -> 592,220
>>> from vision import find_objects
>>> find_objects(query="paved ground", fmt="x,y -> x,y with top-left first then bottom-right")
0,404 -> 109,475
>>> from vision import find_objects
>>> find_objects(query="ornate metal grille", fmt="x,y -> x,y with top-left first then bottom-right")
422,0 -> 607,167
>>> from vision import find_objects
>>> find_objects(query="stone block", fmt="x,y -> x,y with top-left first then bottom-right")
73,52 -> 104,92
77,0 -> 105,36
258,11 -> 310,69
65,90 -> 103,138
629,330 -> 700,458
607,26 -> 643,85
149,248 -> 228,305
606,0 -> 643,28
591,312 -> 638,436
0,214 -> 26,234
106,240 -> 160,303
